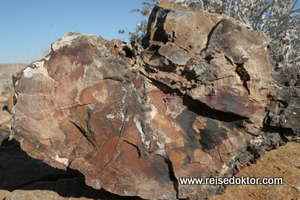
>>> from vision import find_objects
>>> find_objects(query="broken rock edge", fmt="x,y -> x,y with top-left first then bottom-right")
137,56 -> 293,199
135,4 -> 299,198
14,29 -> 296,200
11,5 -> 299,200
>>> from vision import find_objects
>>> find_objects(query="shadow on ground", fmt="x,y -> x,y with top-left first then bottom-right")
0,139 -> 143,200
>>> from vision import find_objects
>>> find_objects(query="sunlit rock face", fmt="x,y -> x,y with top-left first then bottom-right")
12,1 -> 300,199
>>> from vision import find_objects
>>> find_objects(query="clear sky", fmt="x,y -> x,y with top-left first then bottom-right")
0,0 -> 148,64
0,0 -> 299,64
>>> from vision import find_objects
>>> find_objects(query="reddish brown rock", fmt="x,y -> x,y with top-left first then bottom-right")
11,1 -> 300,199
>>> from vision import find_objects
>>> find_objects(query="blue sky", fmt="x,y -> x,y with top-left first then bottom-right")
0,0 -> 299,64
0,0 -> 148,63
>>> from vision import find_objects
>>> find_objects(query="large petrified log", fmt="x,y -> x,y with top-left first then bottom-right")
12,1 -> 300,199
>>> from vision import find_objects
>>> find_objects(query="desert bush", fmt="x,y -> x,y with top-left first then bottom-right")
2,80 -> 14,95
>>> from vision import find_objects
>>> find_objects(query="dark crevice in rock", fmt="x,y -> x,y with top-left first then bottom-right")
171,31 -> 176,42
146,44 -> 161,52
225,55 -> 234,65
267,94 -> 289,108
98,159 -> 115,178
103,76 -> 125,82
123,140 -> 141,158
235,63 -> 251,94
143,65 -> 158,73
182,95 -> 248,122
2,105 -> 9,112
122,45 -> 135,60
59,102 -> 99,110
163,156 -> 179,199
262,124 -> 295,143
151,7 -> 170,44
70,120 -> 97,148
86,108 -> 100,147
276,99 -> 289,109
201,19 -> 224,52
203,51 -> 215,61
141,6 -> 171,49
141,73 -> 174,93
146,75 -> 248,123
153,26 -> 169,45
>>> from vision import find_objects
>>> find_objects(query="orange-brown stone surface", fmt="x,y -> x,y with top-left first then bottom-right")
11,1 -> 300,199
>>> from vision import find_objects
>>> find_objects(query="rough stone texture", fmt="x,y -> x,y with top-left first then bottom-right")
11,1 -> 300,199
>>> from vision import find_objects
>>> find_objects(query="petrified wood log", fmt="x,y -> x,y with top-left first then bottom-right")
12,1 -> 300,199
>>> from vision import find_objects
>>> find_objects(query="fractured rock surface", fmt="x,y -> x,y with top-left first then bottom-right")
12,1 -> 300,199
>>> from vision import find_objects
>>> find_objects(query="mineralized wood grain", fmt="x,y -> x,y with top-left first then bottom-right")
12,1 -> 300,199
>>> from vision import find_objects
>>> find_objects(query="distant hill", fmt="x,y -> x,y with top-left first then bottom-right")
0,63 -> 28,78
